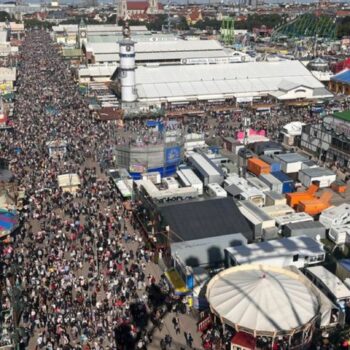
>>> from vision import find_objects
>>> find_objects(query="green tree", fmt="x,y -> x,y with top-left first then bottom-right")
0,11 -> 11,22
24,19 -> 53,30
192,17 -> 221,31
337,16 -> 350,38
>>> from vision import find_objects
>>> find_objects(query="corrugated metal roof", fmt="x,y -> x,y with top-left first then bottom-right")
274,152 -> 309,163
299,167 -> 336,177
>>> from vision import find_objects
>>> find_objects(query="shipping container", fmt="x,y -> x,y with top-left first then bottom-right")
247,157 -> 270,177
331,180 -> 347,194
259,173 -> 283,193
265,191 -> 287,206
261,204 -> 295,218
296,192 -> 333,216
259,155 -> 281,173
246,176 -> 270,193
207,183 -> 227,198
274,153 -> 309,174
284,221 -> 326,240
286,183 -> 319,209
298,167 -> 337,189
271,171 -> 294,194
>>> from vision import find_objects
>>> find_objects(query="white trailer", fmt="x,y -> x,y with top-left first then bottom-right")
225,236 -> 325,269
319,204 -> 350,229
298,167 -> 336,189
207,183 -> 227,198
328,225 -> 350,245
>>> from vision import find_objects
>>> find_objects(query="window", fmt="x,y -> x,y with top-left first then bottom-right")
293,254 -> 299,262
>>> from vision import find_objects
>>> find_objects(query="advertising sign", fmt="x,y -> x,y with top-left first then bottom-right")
165,146 -> 181,165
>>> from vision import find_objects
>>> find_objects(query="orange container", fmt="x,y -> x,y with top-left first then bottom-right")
247,158 -> 270,177
297,192 -> 332,216
331,181 -> 347,193
286,183 -> 319,209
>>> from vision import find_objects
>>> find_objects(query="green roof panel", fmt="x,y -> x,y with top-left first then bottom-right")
333,111 -> 350,122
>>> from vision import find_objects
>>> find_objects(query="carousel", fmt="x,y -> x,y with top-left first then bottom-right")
206,265 -> 321,350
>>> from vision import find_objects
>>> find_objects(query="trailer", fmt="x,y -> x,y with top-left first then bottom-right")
319,204 -> 350,229
225,236 -> 325,269
265,191 -> 287,206
298,167 -> 337,189
238,200 -> 277,241
259,173 -> 283,193
188,153 -> 224,186
271,171 -> 294,194
327,225 -> 350,245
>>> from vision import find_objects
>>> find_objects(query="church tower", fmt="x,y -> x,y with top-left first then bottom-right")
148,0 -> 158,14
118,0 -> 128,20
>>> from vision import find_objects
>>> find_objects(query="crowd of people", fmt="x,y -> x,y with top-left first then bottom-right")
1,28 -> 350,350
0,30 -> 196,350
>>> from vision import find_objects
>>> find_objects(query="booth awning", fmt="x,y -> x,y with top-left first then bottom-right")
165,268 -> 189,295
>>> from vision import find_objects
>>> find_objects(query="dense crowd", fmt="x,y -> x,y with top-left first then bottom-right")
0,30 -> 194,350
1,29 -> 350,350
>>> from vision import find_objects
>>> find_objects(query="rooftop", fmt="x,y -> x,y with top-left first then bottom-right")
333,110 -> 350,122
158,197 -> 253,242
226,236 -> 325,266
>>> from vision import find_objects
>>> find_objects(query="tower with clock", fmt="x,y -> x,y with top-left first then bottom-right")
118,22 -> 137,103
78,18 -> 87,48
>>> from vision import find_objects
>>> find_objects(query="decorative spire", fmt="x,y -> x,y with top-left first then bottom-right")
123,21 -> 130,39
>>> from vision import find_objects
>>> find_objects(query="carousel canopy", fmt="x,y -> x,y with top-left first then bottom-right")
206,265 -> 319,336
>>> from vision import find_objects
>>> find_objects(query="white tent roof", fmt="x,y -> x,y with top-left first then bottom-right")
206,265 -> 319,335
135,61 -> 329,102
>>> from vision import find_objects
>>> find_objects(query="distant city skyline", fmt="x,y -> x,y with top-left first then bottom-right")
0,0 -> 348,5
